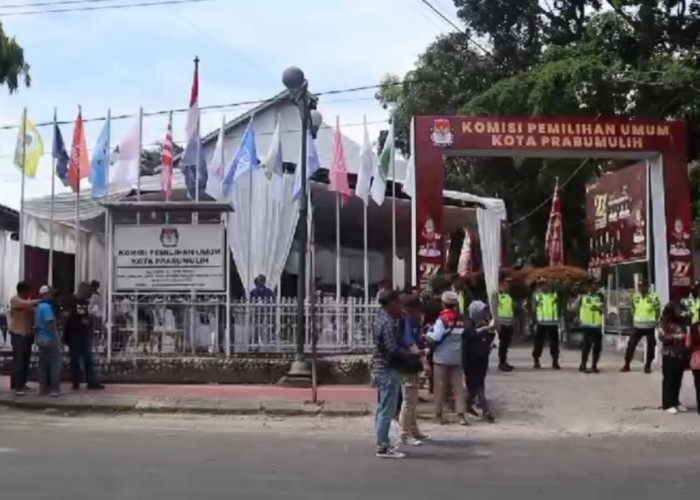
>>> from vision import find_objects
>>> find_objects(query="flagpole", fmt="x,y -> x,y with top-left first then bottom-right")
135,106 -> 143,349
335,193 -> 341,301
48,108 -> 57,287
18,107 -> 27,280
103,108 -> 111,319
363,202 -> 369,302
222,114 -> 230,358
74,106 -> 82,293
195,57 -> 201,205
390,115 -> 397,290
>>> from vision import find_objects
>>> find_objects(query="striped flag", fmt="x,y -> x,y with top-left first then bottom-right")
545,178 -> 564,266
328,117 -> 351,204
161,114 -> 174,201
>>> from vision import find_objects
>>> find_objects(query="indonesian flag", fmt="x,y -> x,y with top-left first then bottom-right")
161,116 -> 174,201
68,111 -> 90,193
545,178 -> 564,266
328,116 -> 351,204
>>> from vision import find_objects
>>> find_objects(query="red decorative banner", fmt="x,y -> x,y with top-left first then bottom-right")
586,163 -> 648,268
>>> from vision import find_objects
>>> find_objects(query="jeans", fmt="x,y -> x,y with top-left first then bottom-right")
399,374 -> 421,440
693,370 -> 700,415
624,328 -> 656,368
374,369 -> 401,448
498,324 -> 513,364
38,341 -> 62,393
10,333 -> 33,390
69,334 -> 98,387
581,327 -> 602,368
661,355 -> 685,410
533,324 -> 560,360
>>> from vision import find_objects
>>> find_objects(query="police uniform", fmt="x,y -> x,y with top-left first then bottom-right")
579,292 -> 604,373
622,290 -> 660,372
497,292 -> 515,370
533,289 -> 560,369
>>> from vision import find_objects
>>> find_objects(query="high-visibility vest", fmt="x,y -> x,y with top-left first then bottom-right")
498,293 -> 514,324
692,298 -> 700,324
579,293 -> 603,328
632,292 -> 659,329
536,292 -> 558,325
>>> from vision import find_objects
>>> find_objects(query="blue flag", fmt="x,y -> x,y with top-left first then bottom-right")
222,118 -> 259,198
90,119 -> 111,198
180,138 -> 208,200
292,130 -> 321,201
53,124 -> 70,187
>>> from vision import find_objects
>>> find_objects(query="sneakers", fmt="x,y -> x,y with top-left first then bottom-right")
667,407 -> 679,415
467,406 -> 480,417
677,405 -> 689,413
413,433 -> 431,441
458,414 -> 470,426
400,437 -> 423,446
13,389 -> 27,397
49,391 -> 61,398
376,447 -> 406,459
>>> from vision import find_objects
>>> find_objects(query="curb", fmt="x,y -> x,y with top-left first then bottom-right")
0,395 -> 372,417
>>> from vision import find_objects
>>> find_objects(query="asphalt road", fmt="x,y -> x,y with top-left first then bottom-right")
1,410 -> 699,500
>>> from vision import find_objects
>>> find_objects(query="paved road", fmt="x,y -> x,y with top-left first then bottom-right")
1,410 -> 699,500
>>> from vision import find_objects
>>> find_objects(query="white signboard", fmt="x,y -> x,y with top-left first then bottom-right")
114,224 -> 225,291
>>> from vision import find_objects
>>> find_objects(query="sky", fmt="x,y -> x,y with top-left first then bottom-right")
0,0 -> 458,211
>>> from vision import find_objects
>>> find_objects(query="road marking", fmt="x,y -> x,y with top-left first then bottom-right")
0,448 -> 20,454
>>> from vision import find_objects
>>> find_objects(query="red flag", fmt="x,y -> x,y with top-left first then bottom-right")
545,178 -> 564,266
328,117 -> 351,204
458,227 -> 474,277
68,111 -> 90,193
161,116 -> 174,201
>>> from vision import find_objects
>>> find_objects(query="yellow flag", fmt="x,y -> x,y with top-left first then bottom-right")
14,114 -> 44,178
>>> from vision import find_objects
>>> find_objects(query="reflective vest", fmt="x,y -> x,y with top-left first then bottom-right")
535,292 -> 558,325
689,297 -> 700,324
632,292 -> 659,329
498,293 -> 514,325
579,293 -> 603,328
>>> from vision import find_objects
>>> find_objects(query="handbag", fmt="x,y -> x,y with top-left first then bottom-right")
686,331 -> 700,370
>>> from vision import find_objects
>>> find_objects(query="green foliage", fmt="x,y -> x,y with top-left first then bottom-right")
0,22 -> 30,93
379,1 -> 700,265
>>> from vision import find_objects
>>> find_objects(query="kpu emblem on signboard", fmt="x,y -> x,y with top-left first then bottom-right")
430,118 -> 454,147
160,227 -> 179,248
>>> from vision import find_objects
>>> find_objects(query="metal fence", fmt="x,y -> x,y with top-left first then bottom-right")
104,295 -> 378,358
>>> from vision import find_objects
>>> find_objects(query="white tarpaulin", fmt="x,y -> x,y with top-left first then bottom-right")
227,168 -> 300,293
442,190 -> 507,309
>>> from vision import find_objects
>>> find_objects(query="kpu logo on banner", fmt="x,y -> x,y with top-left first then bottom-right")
430,118 -> 454,147
160,227 -> 179,248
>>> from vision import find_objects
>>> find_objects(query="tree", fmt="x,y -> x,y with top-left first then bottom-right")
140,142 -> 183,176
378,1 -> 700,264
0,22 -> 30,92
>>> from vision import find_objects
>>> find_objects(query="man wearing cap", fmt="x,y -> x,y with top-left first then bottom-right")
532,278 -> 561,370
35,285 -> 61,397
621,279 -> 660,373
373,289 -> 411,458
428,290 -> 468,426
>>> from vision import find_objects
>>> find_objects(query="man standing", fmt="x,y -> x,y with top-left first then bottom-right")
9,281 -> 38,396
35,286 -> 61,397
65,282 -> 105,390
250,275 -> 274,300
578,280 -> 605,374
533,279 -> 561,370
621,279 -> 660,373
373,290 -> 408,458
497,279 -> 515,372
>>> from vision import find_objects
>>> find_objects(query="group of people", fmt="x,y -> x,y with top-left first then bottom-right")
372,287 -> 502,459
9,280 -> 105,397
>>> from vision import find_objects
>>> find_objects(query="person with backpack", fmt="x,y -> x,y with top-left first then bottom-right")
463,300 -> 497,423
428,291 -> 468,426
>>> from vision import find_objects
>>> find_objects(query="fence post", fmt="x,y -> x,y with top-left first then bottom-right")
348,298 -> 355,350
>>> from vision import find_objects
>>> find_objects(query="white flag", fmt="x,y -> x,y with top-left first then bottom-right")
356,116 -> 374,205
263,116 -> 283,180
370,124 -> 393,206
110,117 -> 140,188
402,117 -> 415,198
205,125 -> 225,200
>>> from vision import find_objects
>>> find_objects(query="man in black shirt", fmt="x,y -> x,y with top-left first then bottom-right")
65,282 -> 104,390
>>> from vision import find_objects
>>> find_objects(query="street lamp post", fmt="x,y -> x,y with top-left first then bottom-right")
282,66 -> 323,384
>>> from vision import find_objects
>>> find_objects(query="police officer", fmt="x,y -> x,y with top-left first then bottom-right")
578,279 -> 605,374
682,281 -> 700,327
533,278 -> 561,370
497,279 -> 515,372
621,279 -> 660,373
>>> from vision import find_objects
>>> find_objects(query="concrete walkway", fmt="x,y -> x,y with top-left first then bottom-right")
1,347 -> 698,431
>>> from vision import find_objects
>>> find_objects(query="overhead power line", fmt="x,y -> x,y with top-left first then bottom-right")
0,0 -> 218,16
0,82 -> 400,131
418,0 -> 491,55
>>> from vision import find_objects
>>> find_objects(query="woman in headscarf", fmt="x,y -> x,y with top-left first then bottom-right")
463,300 -> 497,423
